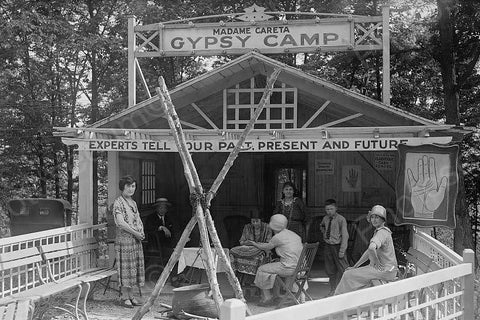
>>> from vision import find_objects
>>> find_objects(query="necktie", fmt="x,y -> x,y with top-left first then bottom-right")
326,217 -> 333,239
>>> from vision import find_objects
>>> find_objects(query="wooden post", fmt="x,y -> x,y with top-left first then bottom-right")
382,5 -> 390,105
157,80 -> 225,311
107,151 -> 119,206
462,249 -> 474,319
128,15 -> 136,107
132,217 -> 197,320
220,299 -> 246,320
78,150 -> 94,224
135,70 -> 281,319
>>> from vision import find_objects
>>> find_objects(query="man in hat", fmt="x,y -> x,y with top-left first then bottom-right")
144,198 -> 175,264
334,205 -> 398,295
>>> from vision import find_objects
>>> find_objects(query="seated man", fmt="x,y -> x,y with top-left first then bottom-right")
334,205 -> 398,295
144,197 -> 174,265
229,215 -> 273,279
246,214 -> 303,306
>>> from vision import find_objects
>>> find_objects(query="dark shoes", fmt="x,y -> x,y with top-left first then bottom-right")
121,299 -> 134,308
130,298 -> 143,306
121,298 -> 142,308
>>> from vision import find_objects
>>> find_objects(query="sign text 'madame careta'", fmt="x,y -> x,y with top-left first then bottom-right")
65,137 -> 452,152
158,20 -> 352,56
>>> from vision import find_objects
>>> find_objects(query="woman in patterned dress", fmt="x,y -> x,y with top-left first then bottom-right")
113,175 -> 145,308
273,181 -> 309,242
229,217 -> 273,276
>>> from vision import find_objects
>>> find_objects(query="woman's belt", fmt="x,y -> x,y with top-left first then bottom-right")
290,219 -> 303,222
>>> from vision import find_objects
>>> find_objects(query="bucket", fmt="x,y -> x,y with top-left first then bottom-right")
171,283 -> 217,319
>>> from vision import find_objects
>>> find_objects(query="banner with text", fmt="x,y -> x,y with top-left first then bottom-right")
156,20 -> 353,56
64,137 -> 453,152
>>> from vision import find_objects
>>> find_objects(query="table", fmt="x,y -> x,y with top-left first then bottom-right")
178,247 -> 230,274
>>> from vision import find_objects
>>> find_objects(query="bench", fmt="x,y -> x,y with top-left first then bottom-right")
0,223 -> 116,320
0,301 -> 33,320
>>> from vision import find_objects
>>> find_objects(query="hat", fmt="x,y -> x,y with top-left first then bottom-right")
269,214 -> 288,232
367,205 -> 386,222
154,197 -> 171,206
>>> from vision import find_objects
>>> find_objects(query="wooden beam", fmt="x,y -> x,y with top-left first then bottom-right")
128,16 -> 136,107
302,100 -> 331,128
135,59 -> 151,99
78,151 -> 94,224
321,113 -> 363,127
382,5 -> 391,105
191,103 -> 219,130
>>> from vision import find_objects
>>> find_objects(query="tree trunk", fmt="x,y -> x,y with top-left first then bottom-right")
437,0 -> 460,126
436,0 -> 473,255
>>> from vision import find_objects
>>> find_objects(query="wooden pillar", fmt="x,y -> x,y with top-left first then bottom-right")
462,249 -> 475,319
128,15 -> 136,108
220,299 -> 246,320
382,5 -> 390,105
78,150 -> 94,224
107,151 -> 120,205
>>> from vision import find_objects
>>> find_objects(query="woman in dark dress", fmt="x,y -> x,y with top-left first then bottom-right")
273,181 -> 308,242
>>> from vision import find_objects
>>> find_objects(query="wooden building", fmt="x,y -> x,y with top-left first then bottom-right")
57,51 -> 455,251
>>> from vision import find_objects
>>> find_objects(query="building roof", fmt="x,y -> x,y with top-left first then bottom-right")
56,51 -> 455,141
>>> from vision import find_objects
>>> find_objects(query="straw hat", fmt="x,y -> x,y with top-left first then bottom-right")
154,197 -> 171,206
269,214 -> 288,232
367,205 -> 386,222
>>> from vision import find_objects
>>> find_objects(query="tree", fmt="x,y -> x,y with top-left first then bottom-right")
434,0 -> 480,254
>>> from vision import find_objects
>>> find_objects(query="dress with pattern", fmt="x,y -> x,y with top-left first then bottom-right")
273,197 -> 307,241
229,222 -> 273,275
113,196 -> 145,288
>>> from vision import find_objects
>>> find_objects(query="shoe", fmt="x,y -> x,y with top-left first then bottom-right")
130,298 -> 142,306
121,299 -> 134,308
298,292 -> 306,303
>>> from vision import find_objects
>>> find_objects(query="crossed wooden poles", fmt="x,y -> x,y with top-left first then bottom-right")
133,67 -> 282,320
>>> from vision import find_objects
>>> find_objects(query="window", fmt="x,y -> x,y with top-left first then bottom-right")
141,160 -> 155,206
223,76 -> 297,130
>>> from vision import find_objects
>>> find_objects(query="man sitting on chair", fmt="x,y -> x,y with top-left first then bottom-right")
334,205 -> 398,295
144,198 -> 174,264
246,214 -> 303,306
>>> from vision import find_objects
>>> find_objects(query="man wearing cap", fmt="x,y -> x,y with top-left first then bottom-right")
334,205 -> 398,295
245,214 -> 303,306
144,198 -> 175,264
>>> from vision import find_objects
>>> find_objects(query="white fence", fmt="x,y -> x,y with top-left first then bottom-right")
220,230 -> 475,320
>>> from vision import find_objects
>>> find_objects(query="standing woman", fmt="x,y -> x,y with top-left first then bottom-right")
273,181 -> 308,241
113,175 -> 145,308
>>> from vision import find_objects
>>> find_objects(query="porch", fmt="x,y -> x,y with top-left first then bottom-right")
0,224 -> 475,319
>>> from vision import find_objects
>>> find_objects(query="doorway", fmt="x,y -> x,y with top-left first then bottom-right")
264,153 -> 308,217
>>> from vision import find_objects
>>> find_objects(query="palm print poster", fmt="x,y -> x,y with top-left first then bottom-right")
395,144 -> 459,228
342,165 -> 361,192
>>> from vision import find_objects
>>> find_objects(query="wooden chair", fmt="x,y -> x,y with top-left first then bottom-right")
275,242 -> 319,307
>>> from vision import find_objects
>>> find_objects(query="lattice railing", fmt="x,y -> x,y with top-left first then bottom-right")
219,233 -> 475,320
412,229 -> 462,268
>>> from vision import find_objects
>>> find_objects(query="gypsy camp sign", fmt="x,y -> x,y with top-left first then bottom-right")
133,4 -> 384,57
395,144 -> 459,228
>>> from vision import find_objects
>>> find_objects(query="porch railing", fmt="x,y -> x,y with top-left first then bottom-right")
0,223 -> 104,299
220,230 -> 475,320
